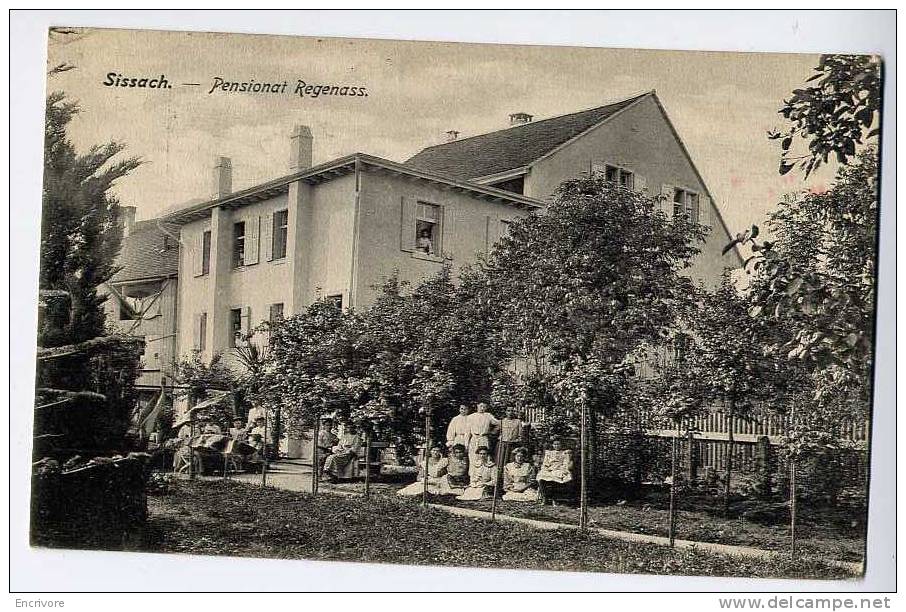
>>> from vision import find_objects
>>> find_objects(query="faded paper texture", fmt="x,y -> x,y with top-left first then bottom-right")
34,26 -> 879,582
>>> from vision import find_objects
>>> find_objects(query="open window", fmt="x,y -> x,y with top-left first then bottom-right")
593,162 -> 635,190
414,202 -> 441,255
673,188 -> 700,224
232,222 -> 246,268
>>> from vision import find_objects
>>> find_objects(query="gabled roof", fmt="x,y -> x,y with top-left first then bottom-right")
404,92 -> 651,180
109,219 -> 180,283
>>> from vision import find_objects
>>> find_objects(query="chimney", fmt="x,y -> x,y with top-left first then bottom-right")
444,130 -> 460,143
213,156 -> 232,199
509,112 -> 533,126
120,205 -> 136,237
289,125 -> 313,171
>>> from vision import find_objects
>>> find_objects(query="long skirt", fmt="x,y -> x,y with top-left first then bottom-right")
324,450 -> 358,479
502,487 -> 539,502
398,475 -> 465,497
456,484 -> 492,501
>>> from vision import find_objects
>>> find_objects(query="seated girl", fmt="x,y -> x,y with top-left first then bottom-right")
502,447 -> 538,502
536,438 -> 574,504
397,445 -> 449,496
442,444 -> 469,495
455,446 -> 497,501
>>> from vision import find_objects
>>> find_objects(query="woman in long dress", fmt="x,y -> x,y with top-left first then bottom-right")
322,424 -> 362,482
444,444 -> 470,495
456,446 -> 497,501
536,438 -> 574,503
397,446 -> 449,496
502,447 -> 538,502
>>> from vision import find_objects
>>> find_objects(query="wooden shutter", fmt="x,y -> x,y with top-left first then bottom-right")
192,313 -> 202,350
245,216 -> 260,265
192,232 -> 203,277
635,174 -> 647,193
700,195 -> 712,227
262,211 -> 274,261
399,197 -> 416,252
660,185 -> 675,217
440,205 -> 454,257
241,306 -> 252,337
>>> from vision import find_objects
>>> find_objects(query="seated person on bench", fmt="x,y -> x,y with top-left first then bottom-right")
536,438 -> 574,504
502,447 -> 538,502
397,445 -> 448,496
322,423 -> 362,482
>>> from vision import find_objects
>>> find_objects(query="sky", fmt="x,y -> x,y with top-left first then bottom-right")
45,27 -> 836,234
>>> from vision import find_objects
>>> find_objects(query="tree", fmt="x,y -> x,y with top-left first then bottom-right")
479,176 -> 703,522
684,276 -> 796,516
40,91 -> 141,347
769,54 -> 881,177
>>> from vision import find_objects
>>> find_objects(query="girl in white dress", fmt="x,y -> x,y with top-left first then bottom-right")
456,446 -> 497,501
502,447 -> 539,502
397,446 -> 449,496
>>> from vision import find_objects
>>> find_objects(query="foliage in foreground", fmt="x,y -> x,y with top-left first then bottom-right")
146,479 -> 856,581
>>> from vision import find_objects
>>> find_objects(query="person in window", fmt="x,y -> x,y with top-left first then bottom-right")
397,445 -> 449,496
502,447 -> 539,502
416,227 -> 434,255
322,423 -> 362,482
456,446 -> 497,501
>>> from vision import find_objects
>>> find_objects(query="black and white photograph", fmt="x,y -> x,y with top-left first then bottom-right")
13,12 -> 895,595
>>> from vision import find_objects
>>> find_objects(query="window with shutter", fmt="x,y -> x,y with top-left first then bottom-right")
660,185 -> 675,217
245,217 -> 260,265
229,308 -> 242,348
232,222 -> 246,268
201,230 -> 211,275
399,197 -> 416,252
262,212 -> 273,261
414,201 -> 441,256
192,232 -> 204,277
271,209 -> 288,260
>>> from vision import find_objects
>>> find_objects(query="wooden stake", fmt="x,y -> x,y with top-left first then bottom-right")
311,418 -> 320,496
422,412 -> 431,507
364,427 -> 372,498
790,456 -> 798,558
579,400 -> 589,530
188,416 -> 196,480
261,412 -> 268,487
669,425 -> 678,547
491,438 -> 503,520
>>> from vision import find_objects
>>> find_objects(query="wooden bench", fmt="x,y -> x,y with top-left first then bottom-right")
357,441 -> 389,478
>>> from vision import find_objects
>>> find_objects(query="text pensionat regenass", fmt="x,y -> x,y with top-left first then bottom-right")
207,78 -> 368,98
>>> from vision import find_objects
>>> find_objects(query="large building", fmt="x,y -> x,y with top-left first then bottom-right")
108,90 -> 740,413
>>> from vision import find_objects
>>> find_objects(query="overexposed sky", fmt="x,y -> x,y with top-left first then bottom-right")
46,27 -> 836,233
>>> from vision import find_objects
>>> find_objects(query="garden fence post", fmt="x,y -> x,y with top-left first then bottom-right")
261,413 -> 268,487
422,412 -> 431,508
669,425 -> 678,547
311,418 -> 320,496
491,437 -> 503,520
579,399 -> 589,531
686,430 -> 697,483
364,427 -> 372,498
188,416 -> 196,480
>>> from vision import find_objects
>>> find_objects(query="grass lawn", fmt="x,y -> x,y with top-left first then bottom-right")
145,479 -> 857,580
321,478 -> 866,563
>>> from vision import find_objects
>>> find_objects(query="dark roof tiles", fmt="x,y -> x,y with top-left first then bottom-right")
404,92 -> 650,180
110,219 -> 180,283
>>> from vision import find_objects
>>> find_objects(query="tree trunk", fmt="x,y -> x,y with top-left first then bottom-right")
271,405 -> 282,454
724,398 -> 735,518
261,414 -> 268,487
790,455 -> 798,558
